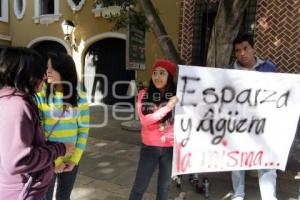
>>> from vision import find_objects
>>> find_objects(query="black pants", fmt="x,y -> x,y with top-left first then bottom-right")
46,165 -> 78,200
129,145 -> 173,200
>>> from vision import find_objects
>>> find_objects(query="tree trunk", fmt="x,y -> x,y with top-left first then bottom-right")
206,0 -> 250,67
137,0 -> 181,65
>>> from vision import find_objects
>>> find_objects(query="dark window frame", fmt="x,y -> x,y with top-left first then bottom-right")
40,0 -> 54,15
191,0 -> 258,66
0,0 -> 2,17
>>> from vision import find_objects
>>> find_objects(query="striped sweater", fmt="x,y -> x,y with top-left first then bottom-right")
35,89 -> 90,165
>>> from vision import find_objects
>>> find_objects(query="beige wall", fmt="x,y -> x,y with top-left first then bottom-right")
10,1 -> 117,47
0,0 -> 11,46
137,0 -> 181,84
7,0 -> 180,83
9,0 -> 126,80
0,22 -> 9,36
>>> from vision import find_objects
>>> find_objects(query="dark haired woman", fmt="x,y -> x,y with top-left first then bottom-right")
35,52 -> 89,200
129,59 -> 178,200
0,47 -> 75,200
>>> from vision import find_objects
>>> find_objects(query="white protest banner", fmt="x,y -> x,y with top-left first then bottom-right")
172,65 -> 300,176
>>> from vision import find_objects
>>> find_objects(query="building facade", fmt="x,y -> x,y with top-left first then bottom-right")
179,0 -> 300,73
0,0 -> 299,105
0,0 -> 180,105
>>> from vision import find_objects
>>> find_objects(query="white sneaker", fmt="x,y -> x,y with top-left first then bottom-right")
295,172 -> 300,179
231,197 -> 244,200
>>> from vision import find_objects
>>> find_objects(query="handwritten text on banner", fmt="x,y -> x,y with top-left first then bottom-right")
172,65 -> 300,176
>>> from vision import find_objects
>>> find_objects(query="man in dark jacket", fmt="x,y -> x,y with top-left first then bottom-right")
230,34 -> 277,200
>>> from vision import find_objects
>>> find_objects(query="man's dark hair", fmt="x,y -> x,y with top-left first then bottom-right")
233,34 -> 254,48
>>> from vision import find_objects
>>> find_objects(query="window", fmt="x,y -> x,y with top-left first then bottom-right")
0,0 -> 8,22
14,0 -> 26,19
239,0 -> 258,35
192,0 -> 258,66
192,0 -> 218,66
33,0 -> 61,24
40,0 -> 54,15
67,0 -> 85,11
0,0 -> 2,17
73,0 -> 82,6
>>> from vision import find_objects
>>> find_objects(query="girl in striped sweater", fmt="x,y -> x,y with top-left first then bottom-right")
35,52 -> 90,200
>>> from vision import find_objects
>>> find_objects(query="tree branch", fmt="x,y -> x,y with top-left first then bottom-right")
138,0 -> 181,65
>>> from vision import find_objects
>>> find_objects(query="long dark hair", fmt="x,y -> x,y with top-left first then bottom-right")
0,47 -> 46,95
142,73 -> 176,123
46,52 -> 78,107
0,47 -> 46,116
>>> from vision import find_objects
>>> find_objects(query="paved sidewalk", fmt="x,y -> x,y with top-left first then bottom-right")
70,106 -> 300,200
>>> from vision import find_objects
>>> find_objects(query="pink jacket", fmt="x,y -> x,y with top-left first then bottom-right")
137,89 -> 174,147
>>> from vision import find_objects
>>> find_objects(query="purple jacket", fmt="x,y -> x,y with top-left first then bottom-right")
0,87 -> 66,200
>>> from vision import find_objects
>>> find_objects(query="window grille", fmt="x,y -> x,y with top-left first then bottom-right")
40,0 -> 54,15
192,0 -> 258,66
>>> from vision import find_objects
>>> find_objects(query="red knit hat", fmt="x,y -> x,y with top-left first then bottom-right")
152,59 -> 177,77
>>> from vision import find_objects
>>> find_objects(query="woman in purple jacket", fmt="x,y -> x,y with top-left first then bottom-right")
0,47 -> 75,200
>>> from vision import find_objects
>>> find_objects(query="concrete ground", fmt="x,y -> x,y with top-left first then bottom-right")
70,106 -> 300,200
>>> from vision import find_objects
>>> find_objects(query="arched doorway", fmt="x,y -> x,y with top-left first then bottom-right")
84,38 -> 134,106
31,40 -> 67,60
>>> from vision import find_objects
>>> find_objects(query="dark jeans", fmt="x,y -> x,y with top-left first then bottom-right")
46,165 -> 78,200
129,144 -> 173,200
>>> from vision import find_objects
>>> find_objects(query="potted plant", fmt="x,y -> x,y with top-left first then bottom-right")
93,0 -> 130,18
93,0 -> 148,31
94,0 -> 126,8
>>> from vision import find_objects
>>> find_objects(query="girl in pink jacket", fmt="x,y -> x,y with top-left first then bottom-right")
129,59 -> 177,200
